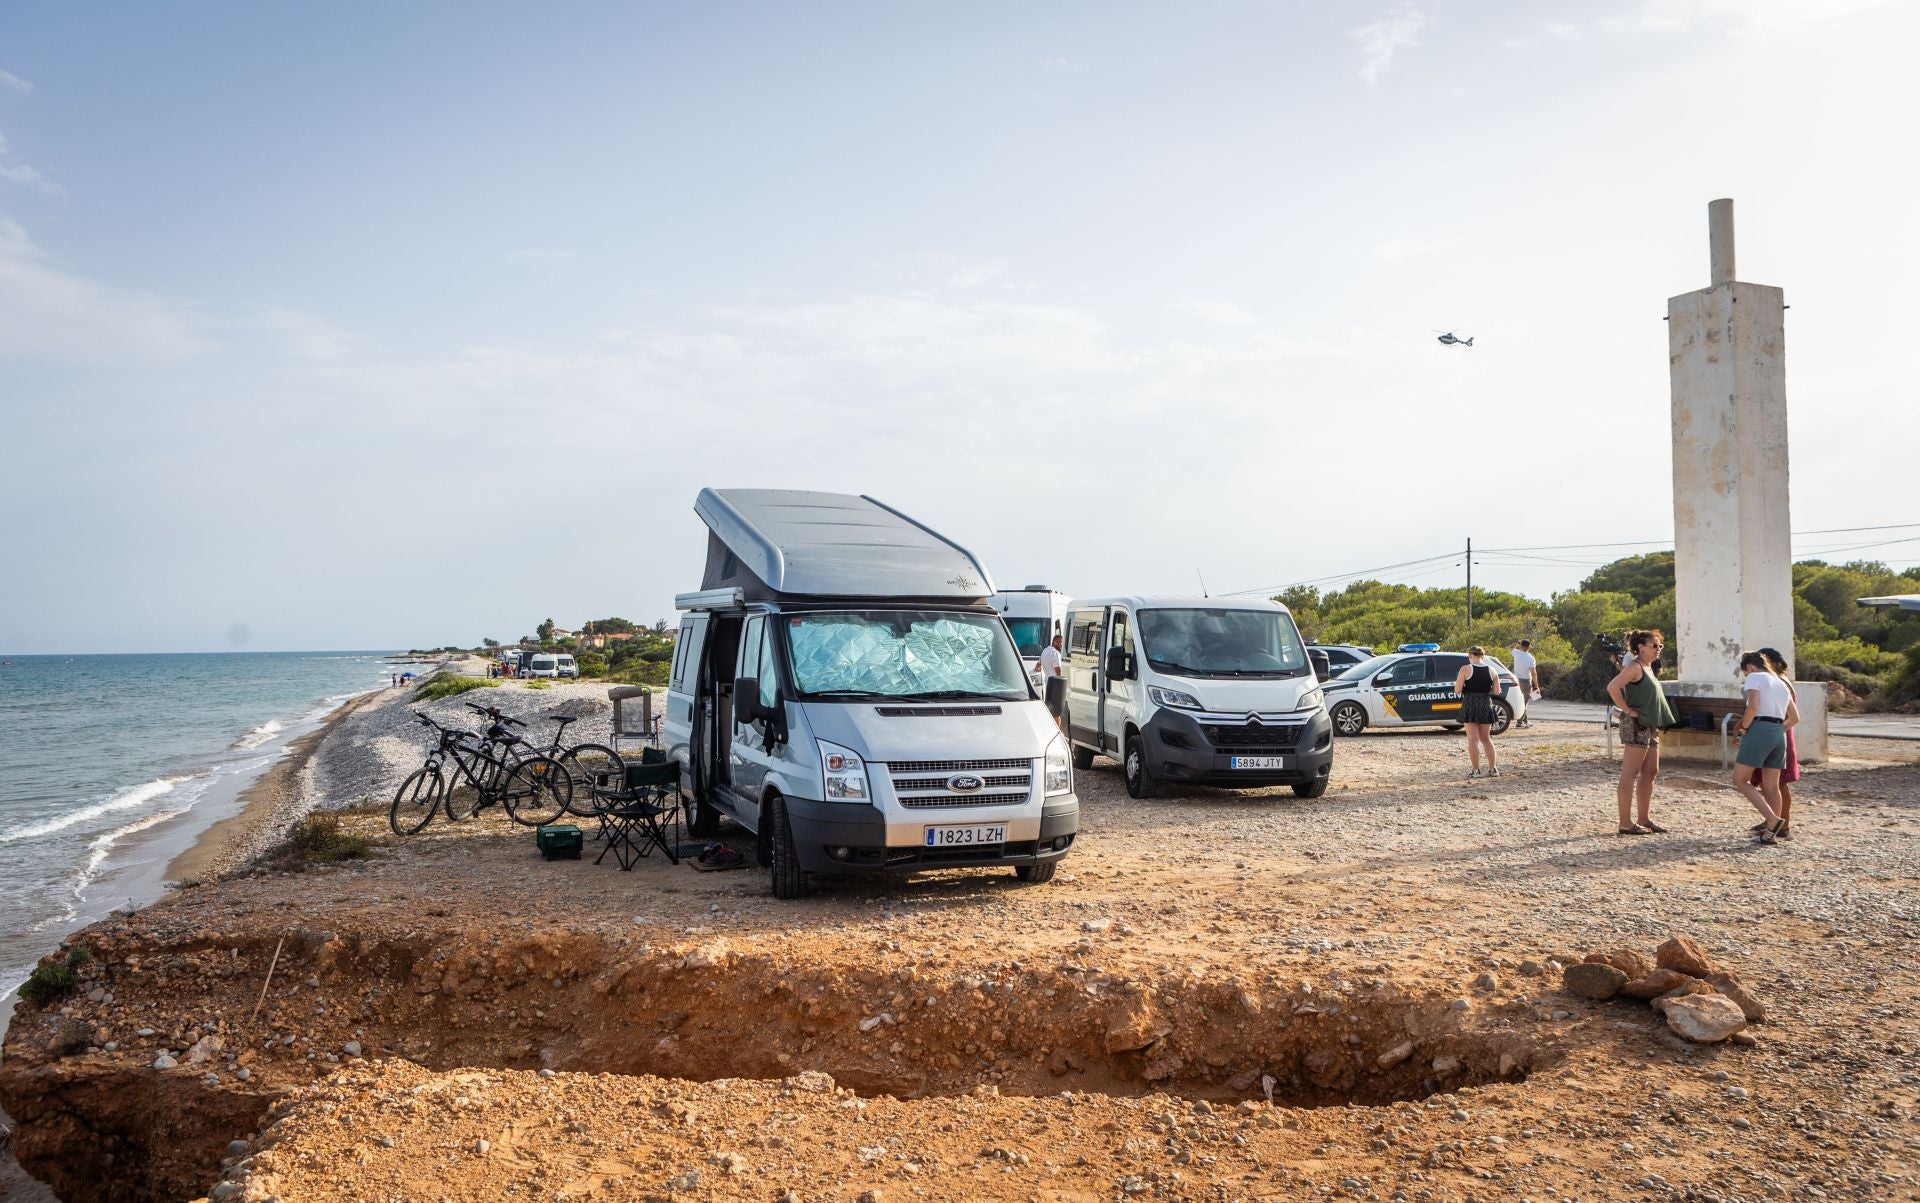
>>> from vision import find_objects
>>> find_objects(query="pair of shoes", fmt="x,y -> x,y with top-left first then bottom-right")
1638,820 -> 1669,833
1487,766 -> 1501,778
1618,824 -> 1651,835
1466,768 -> 1483,780
697,843 -> 743,868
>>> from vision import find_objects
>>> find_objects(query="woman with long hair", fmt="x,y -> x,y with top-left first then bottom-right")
1732,649 -> 1799,844
1606,630 -> 1673,834
1748,646 -> 1800,839
1453,646 -> 1501,779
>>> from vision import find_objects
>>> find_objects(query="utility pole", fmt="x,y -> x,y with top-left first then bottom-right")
1465,536 -> 1473,634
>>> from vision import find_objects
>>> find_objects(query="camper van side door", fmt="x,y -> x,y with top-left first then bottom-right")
1100,607 -> 1137,755
1064,609 -> 1104,749
728,615 -> 780,814
669,614 -> 710,789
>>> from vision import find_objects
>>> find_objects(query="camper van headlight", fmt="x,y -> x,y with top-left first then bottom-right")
1044,734 -> 1072,796
818,740 -> 869,801
1293,686 -> 1325,713
1147,685 -> 1204,711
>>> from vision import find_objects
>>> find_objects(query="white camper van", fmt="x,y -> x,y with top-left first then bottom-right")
988,586 -> 1074,689
1062,596 -> 1333,799
664,490 -> 1079,899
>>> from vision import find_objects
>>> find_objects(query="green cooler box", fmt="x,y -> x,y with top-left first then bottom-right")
536,824 -> 584,861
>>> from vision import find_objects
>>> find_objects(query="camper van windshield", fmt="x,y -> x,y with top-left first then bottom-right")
1003,618 -> 1050,659
784,611 -> 1030,701
1137,608 -> 1309,678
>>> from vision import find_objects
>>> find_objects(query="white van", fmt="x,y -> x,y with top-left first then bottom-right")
526,653 -> 560,679
1063,597 -> 1332,799
665,489 -> 1079,899
988,586 -> 1074,689
554,654 -> 579,679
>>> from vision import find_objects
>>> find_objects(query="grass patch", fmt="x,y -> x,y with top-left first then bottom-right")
411,673 -> 499,702
522,679 -> 552,690
262,811 -> 374,871
17,946 -> 90,1007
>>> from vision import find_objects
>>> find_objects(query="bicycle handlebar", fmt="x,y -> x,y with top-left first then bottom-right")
463,701 -> 526,726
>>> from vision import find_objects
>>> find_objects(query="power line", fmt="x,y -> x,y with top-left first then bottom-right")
1223,551 -> 1459,597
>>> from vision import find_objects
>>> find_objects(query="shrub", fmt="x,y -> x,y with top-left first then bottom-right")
412,674 -> 500,702
523,679 -> 552,690
17,946 -> 90,1007
262,812 -> 373,871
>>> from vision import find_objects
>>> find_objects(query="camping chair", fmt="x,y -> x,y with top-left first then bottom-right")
592,761 -> 683,870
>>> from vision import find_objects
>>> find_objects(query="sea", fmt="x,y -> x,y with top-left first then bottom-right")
0,651 -> 400,1027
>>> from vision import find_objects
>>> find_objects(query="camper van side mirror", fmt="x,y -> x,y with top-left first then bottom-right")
1104,648 -> 1132,681
733,677 -> 761,724
1308,648 -> 1330,681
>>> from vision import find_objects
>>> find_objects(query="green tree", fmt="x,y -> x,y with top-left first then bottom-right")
481,637 -> 500,649
1580,553 -> 1675,606
537,618 -> 556,644
1549,590 -> 1635,651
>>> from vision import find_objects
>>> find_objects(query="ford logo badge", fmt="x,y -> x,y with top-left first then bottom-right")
947,773 -> 985,792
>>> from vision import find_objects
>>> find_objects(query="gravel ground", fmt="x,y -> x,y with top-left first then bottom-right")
5,720 -> 1916,1202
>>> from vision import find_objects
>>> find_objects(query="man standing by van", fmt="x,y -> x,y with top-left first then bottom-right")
1038,633 -> 1066,726
1510,639 -> 1539,727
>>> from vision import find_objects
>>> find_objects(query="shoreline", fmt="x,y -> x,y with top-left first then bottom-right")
165,689 -> 386,883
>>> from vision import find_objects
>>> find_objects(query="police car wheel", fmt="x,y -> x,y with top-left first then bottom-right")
1489,701 -> 1513,736
1330,701 -> 1368,737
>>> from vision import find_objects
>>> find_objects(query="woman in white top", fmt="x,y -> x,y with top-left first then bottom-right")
1730,650 -> 1798,844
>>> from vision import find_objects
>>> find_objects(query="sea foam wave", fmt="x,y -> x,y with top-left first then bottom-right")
232,719 -> 285,750
0,777 -> 187,845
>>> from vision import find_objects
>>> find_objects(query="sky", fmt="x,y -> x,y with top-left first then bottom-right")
2,0 -> 1917,654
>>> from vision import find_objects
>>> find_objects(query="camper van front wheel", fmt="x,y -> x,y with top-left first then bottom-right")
767,795 -> 808,900
1124,735 -> 1162,799
1015,861 -> 1057,884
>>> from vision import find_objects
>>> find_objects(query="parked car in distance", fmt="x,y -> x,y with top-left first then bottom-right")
1307,642 -> 1374,681
525,653 -> 561,679
554,654 -> 579,678
1321,647 -> 1526,736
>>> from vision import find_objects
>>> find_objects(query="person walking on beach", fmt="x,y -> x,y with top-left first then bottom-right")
1038,633 -> 1066,728
1453,646 -> 1501,779
1748,646 -> 1801,840
1732,649 -> 1798,844
1509,640 -> 1540,727
1606,630 -> 1673,834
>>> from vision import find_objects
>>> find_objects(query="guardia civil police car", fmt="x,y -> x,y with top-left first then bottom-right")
1321,644 -> 1527,737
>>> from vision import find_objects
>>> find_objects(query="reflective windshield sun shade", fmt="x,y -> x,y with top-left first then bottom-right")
785,611 -> 1028,698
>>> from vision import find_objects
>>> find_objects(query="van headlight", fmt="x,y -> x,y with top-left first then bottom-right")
1044,734 -> 1072,796
1147,685 -> 1204,711
1293,686 -> 1325,712
818,740 -> 869,801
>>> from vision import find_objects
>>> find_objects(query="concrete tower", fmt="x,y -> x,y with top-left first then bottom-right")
1666,199 -> 1825,760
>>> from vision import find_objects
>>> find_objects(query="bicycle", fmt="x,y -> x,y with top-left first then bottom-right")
388,713 -> 573,835
463,703 -> 625,818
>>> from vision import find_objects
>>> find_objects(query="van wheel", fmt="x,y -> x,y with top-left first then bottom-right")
768,795 -> 807,899
1015,861 -> 1057,884
686,792 -> 722,837
1124,735 -> 1161,799
1330,701 -> 1368,737
1292,777 -> 1329,799
1071,745 -> 1095,771
1489,700 -> 1514,736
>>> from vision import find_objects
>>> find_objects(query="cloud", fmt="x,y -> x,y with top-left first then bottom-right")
0,69 -> 32,93
1353,5 -> 1427,85
0,131 -> 64,196
0,218 -> 212,360
510,247 -> 575,262
1173,296 -> 1257,327
1604,0 -> 1894,37
1373,235 -> 1467,263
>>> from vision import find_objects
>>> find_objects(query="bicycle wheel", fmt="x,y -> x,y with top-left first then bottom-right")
559,744 -> 624,816
390,768 -> 446,836
503,756 -> 572,826
441,758 -> 489,821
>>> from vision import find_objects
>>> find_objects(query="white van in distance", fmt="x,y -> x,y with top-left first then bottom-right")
665,489 -> 1079,899
1063,596 -> 1332,799
554,654 -> 579,678
525,653 -> 560,679
988,586 -> 1074,689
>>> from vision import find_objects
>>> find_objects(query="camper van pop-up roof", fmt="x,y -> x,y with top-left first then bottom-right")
685,489 -> 997,606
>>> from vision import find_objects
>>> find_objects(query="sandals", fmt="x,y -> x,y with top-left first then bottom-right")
1617,824 -> 1651,835
1755,818 -> 1785,845
1638,820 -> 1669,833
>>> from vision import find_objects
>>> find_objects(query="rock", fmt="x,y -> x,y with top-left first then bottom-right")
1730,1031 -> 1759,1047
1473,972 -> 1499,991
714,1152 -> 748,1174
1658,994 -> 1748,1043
1104,994 -> 1172,1053
1517,959 -> 1543,977
1431,1055 -> 1462,1075
186,1035 -> 224,1065
476,1138 -> 490,1155
1706,970 -> 1767,1022
1585,948 -> 1653,980
684,940 -> 730,969
666,1170 -> 700,1191
1656,935 -> 1718,978
210,1183 -> 241,1201
1655,977 -> 1714,1002
538,1068 -> 556,1079
136,1028 -> 156,1037
153,1053 -> 178,1070
858,1015 -> 884,1033
235,1068 -> 251,1082
1498,1052 -> 1520,1076
1562,962 -> 1628,1000
1622,968 -> 1700,1000
1376,1041 -> 1414,1069
858,1192 -> 884,1203
1081,918 -> 1112,933
86,988 -> 106,1003
786,1070 -> 835,1093
342,1041 -> 362,1058
226,1140 -> 250,1157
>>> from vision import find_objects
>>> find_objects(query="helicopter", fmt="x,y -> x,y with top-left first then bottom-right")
1436,331 -> 1474,347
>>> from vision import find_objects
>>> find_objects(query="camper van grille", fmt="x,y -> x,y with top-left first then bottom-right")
891,773 -> 1029,792
1202,722 -> 1305,748
885,758 -> 1029,774
874,706 -> 1004,717
897,792 -> 1030,809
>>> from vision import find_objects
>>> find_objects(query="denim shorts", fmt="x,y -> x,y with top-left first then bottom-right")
1735,720 -> 1788,770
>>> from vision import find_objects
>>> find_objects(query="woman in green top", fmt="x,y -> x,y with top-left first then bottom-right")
1606,630 -> 1675,834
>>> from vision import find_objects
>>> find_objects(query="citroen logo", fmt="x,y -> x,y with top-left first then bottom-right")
1246,714 -> 1265,726
948,773 -> 985,792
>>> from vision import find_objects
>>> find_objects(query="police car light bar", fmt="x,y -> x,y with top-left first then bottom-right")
1397,643 -> 1441,653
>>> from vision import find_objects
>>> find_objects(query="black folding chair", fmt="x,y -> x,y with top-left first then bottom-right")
592,761 -> 683,870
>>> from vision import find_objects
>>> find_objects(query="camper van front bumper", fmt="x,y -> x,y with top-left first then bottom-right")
1142,708 -> 1334,787
784,796 -> 1078,873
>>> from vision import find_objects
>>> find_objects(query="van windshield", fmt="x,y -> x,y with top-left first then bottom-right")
1003,617 -> 1050,659
1136,608 -> 1310,678
784,611 -> 1031,701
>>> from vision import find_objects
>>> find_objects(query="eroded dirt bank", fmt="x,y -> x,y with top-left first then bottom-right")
2,723 -> 1915,1201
